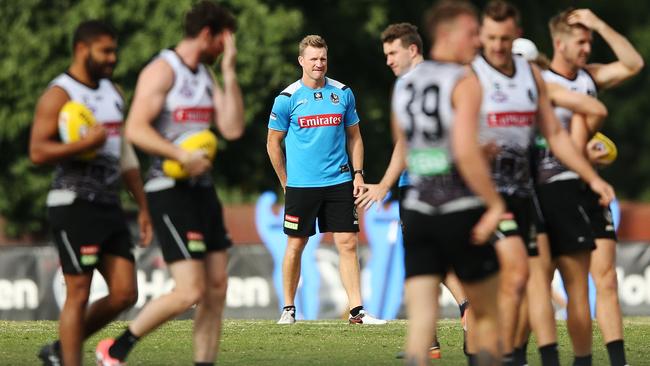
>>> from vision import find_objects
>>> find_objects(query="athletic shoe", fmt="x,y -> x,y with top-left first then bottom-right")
429,341 -> 442,359
348,310 -> 387,324
37,343 -> 61,366
395,342 -> 442,360
96,339 -> 125,366
277,307 -> 296,324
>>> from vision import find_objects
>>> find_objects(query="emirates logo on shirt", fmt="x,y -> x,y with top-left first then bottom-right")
298,114 -> 342,128
173,107 -> 214,124
103,121 -> 123,136
487,111 -> 535,127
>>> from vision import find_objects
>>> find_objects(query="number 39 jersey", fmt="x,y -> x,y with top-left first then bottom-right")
392,61 -> 476,211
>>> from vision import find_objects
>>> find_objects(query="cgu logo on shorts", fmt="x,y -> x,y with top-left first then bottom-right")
298,114 -> 342,128
187,231 -> 207,252
284,214 -> 299,230
80,245 -> 99,266
487,111 -> 535,127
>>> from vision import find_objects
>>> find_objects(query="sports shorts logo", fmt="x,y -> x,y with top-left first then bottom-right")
298,114 -> 342,128
284,215 -> 299,230
186,231 -> 207,252
80,245 -> 99,266
498,211 -> 518,232
487,111 -> 535,127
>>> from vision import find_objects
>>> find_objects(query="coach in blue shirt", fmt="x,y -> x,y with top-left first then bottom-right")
267,35 -> 385,325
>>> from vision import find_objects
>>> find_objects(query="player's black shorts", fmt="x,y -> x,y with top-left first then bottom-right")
398,185 -> 410,229
147,182 -> 232,263
496,195 -> 538,256
580,183 -> 618,241
532,192 -> 547,236
535,180 -> 596,257
48,199 -> 134,275
402,207 -> 499,282
283,181 -> 359,237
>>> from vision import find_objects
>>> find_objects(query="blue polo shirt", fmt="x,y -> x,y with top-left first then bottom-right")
268,77 -> 360,188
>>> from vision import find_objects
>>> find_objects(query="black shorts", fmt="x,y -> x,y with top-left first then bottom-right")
283,181 -> 359,237
48,199 -> 134,275
496,195 -> 538,256
398,185 -> 410,228
147,183 -> 232,263
580,184 -> 617,241
535,180 -> 596,257
532,192 -> 547,235
402,207 -> 499,282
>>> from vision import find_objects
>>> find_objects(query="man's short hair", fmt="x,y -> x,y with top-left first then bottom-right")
72,20 -> 116,49
299,35 -> 328,55
381,23 -> 423,54
549,8 -> 588,39
482,0 -> 521,26
184,0 -> 237,38
425,0 -> 478,44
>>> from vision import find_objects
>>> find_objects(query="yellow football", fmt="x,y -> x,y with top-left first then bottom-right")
162,130 -> 218,179
590,132 -> 617,165
58,101 -> 97,160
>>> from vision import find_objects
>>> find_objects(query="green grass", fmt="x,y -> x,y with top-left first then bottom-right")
1,318 -> 649,365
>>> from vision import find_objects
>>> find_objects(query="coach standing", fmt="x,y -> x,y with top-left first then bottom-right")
267,35 -> 385,325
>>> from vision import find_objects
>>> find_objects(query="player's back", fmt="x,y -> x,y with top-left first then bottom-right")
392,61 -> 478,213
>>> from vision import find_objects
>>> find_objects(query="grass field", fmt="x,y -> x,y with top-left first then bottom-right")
1,318 -> 649,365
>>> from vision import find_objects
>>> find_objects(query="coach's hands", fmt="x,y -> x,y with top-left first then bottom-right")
138,209 -> 153,247
589,177 -> 615,206
355,183 -> 389,210
472,200 -> 505,245
353,174 -> 366,198
179,150 -> 212,177
568,9 -> 605,32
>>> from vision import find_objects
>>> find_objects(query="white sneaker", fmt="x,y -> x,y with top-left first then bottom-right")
277,307 -> 296,324
348,310 -> 387,324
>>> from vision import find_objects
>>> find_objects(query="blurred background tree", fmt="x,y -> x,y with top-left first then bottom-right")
1,0 -> 648,237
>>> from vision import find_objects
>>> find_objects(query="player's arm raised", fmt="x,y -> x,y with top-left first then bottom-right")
29,87 -> 106,164
452,73 -> 505,244
533,64 -> 614,205
569,9 -> 644,89
212,30 -> 244,140
125,59 -> 209,176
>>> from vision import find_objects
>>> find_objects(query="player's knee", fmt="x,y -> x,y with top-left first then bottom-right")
504,265 -> 528,295
335,235 -> 357,253
207,274 -> 228,300
64,289 -> 90,309
178,284 -> 206,309
111,288 -> 138,309
64,282 -> 91,305
595,268 -> 618,294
